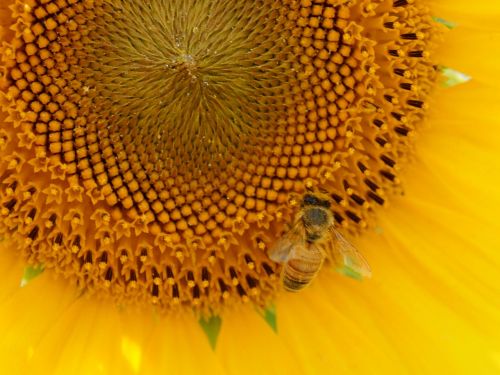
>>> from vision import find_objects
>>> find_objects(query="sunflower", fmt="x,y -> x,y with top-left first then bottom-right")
1,0 -> 499,373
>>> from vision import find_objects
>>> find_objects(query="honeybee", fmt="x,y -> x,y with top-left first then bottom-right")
269,191 -> 372,292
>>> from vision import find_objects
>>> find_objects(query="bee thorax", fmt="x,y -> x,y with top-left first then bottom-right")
303,207 -> 329,226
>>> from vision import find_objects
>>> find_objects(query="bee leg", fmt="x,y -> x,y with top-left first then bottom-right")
280,222 -> 292,236
317,244 -> 329,259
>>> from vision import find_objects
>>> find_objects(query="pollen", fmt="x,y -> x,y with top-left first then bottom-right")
0,0 -> 439,312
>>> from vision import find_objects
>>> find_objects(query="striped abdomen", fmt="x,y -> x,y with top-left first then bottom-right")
282,247 -> 324,292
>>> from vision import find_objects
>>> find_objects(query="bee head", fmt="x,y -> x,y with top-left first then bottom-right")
302,193 -> 330,208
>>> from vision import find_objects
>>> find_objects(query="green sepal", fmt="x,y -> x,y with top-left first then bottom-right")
199,315 -> 222,350
337,266 -> 363,281
439,66 -> 471,88
20,265 -> 44,287
432,16 -> 457,30
257,304 -> 278,333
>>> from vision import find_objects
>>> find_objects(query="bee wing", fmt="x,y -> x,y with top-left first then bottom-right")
330,228 -> 372,280
268,221 -> 304,264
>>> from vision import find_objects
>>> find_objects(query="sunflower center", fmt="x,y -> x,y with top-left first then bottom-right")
0,0 -> 439,312
84,0 -> 295,170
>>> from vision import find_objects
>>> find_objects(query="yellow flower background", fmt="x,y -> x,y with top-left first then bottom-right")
1,0 -> 500,374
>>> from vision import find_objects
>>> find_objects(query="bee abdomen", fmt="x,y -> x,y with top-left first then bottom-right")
282,258 -> 322,292
282,274 -> 312,292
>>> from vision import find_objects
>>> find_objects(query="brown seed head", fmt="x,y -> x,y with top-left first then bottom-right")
0,0 -> 439,313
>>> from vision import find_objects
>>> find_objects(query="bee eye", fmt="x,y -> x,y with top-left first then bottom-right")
318,199 -> 331,208
303,194 -> 319,206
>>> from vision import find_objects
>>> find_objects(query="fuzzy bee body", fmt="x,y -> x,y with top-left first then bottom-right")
269,191 -> 372,292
